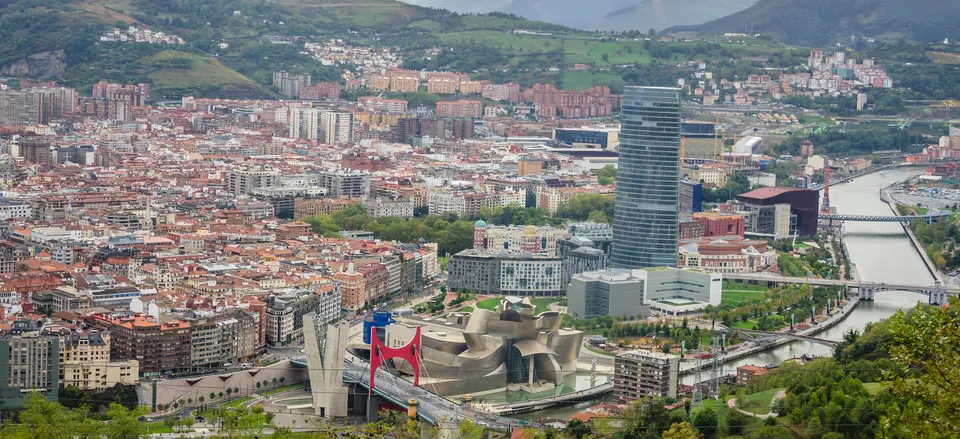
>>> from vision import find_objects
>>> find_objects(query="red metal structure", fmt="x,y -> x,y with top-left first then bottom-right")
820,168 -> 831,214
368,326 -> 422,394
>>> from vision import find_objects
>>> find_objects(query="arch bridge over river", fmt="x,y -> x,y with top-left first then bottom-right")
722,273 -> 957,305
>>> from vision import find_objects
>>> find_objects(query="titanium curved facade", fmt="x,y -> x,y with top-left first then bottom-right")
611,86 -> 682,269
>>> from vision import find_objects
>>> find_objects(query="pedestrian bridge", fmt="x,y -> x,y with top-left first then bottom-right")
818,211 -> 951,223
734,329 -> 839,348
722,273 -> 960,305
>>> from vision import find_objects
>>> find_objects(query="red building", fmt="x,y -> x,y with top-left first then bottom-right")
299,82 -> 342,100
694,212 -> 746,238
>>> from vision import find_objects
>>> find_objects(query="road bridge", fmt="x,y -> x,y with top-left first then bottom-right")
734,329 -> 839,348
289,356 -> 532,434
722,273 -> 959,305
487,382 -> 614,415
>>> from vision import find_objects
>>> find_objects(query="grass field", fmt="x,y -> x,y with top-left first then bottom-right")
458,306 -> 474,313
407,19 -> 445,32
142,51 -> 262,89
562,39 -> 652,67
738,388 -> 784,415
562,70 -> 624,91
928,51 -> 960,64
721,281 -> 767,306
722,290 -> 766,306
863,382 -> 884,396
140,422 -> 174,434
438,30 -> 559,54
730,320 -> 759,330
261,382 -> 306,396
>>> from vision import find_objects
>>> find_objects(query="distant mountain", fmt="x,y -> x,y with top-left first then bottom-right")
669,0 -> 960,46
398,0 -> 757,32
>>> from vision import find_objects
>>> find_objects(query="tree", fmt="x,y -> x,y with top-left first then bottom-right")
163,415 -> 178,430
726,409 -> 748,436
256,382 -> 262,389
458,420 -> 484,439
103,403 -> 149,439
263,380 -> 270,389
882,299 -> 960,438
564,419 -> 592,438
218,391 -> 224,398
199,395 -> 205,405
226,388 -> 233,397
210,392 -> 216,401
692,407 -> 719,437
272,377 -> 279,387
805,416 -> 825,439
662,422 -> 702,439
182,417 -> 195,429
264,412 -> 275,425
279,377 -> 285,384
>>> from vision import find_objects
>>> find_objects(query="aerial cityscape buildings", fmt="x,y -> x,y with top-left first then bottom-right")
611,86 -> 683,269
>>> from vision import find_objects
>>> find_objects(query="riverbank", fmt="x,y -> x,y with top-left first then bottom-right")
678,294 -> 860,376
880,181 -> 945,284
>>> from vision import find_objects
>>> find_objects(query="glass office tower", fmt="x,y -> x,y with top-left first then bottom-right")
610,86 -> 682,269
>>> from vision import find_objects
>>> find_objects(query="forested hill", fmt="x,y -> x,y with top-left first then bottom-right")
668,0 -> 960,46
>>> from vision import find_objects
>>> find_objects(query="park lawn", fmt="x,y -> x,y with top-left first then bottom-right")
722,281 -> 765,291
140,422 -> 174,434
222,397 -> 253,408
458,306 -> 474,313
261,382 -> 306,396
475,297 -> 500,311
529,298 -> 558,314
730,320 -> 758,330
738,388 -> 784,415
583,342 -> 615,357
721,290 -> 766,306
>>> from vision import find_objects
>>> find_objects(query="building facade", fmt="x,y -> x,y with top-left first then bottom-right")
447,249 -> 565,296
611,87 -> 682,269
614,349 -> 679,401
0,333 -> 60,408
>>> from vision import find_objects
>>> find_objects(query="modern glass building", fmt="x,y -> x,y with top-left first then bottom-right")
611,86 -> 682,269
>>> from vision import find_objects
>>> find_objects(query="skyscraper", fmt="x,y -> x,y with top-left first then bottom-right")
611,86 -> 682,269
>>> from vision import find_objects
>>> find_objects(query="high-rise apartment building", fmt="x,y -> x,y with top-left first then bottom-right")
611,87 -> 681,269
614,349 -> 679,401
228,168 -> 280,195
319,110 -> 354,144
0,332 -> 60,408
0,90 -> 43,125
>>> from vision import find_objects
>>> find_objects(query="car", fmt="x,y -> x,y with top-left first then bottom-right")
195,416 -> 205,422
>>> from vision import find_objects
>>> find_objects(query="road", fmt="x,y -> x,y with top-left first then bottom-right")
343,358 -> 535,436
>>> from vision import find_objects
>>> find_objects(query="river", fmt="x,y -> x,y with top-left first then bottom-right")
684,167 -> 933,380
515,167 -> 933,418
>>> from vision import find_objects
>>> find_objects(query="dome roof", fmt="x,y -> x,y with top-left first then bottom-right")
524,225 -> 537,235
474,220 -> 487,227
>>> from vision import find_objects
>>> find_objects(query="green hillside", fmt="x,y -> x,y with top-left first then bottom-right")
0,0 -> 571,98
668,0 -> 960,46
